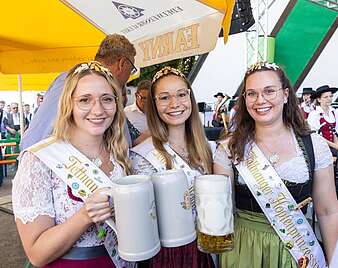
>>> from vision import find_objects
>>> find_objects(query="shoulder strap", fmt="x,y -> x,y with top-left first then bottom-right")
299,134 -> 315,182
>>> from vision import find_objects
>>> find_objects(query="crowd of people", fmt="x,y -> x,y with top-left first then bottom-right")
0,94 -> 44,140
5,33 -> 337,268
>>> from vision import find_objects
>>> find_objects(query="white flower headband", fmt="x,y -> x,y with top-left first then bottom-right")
247,61 -> 280,74
73,61 -> 114,79
152,66 -> 186,83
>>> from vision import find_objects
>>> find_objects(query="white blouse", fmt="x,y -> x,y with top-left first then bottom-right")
307,106 -> 338,133
213,133 -> 332,184
12,151 -> 124,247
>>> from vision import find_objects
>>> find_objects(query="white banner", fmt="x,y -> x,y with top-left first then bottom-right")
61,0 -> 223,67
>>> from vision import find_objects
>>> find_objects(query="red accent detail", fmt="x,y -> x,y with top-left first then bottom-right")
67,186 -> 83,202
319,112 -> 336,142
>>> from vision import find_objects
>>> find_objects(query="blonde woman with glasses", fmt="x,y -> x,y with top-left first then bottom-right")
12,61 -> 130,268
130,66 -> 215,268
214,62 -> 338,267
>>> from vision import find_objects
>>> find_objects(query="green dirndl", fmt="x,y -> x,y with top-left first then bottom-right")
220,209 -> 298,268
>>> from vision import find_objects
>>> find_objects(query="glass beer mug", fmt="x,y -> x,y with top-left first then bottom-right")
195,175 -> 234,253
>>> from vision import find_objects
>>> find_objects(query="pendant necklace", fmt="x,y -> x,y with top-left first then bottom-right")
91,143 -> 104,168
259,141 -> 280,166
169,142 -> 189,162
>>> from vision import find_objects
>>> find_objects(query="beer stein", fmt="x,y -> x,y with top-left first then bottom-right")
104,175 -> 161,261
195,174 -> 234,253
151,170 -> 196,247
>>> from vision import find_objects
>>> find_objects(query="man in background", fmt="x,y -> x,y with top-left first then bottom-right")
0,100 -> 6,138
4,103 -> 28,138
125,80 -> 151,134
21,33 -> 137,150
23,104 -> 32,126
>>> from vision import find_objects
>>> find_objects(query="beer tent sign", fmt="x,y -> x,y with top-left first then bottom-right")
61,0 -> 235,68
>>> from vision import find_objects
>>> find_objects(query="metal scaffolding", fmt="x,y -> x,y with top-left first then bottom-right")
306,0 -> 338,11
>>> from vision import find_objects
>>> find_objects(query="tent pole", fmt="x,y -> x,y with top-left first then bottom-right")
18,74 -> 24,139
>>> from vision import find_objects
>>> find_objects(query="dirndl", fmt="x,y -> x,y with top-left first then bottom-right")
220,209 -> 298,268
139,240 -> 215,268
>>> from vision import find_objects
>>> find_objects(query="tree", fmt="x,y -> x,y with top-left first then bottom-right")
128,56 -> 197,87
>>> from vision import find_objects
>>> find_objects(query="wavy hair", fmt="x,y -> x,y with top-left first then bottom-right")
147,67 -> 212,174
223,62 -> 310,162
52,61 -> 130,174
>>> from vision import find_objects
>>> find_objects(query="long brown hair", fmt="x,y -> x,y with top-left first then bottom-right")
223,62 -> 310,162
53,61 -> 130,174
146,66 -> 212,174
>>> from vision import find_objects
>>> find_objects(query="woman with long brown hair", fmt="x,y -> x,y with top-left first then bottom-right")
214,62 -> 338,267
130,66 -> 214,268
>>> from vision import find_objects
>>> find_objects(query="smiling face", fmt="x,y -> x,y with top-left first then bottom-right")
72,73 -> 116,139
154,75 -> 192,129
245,70 -> 288,127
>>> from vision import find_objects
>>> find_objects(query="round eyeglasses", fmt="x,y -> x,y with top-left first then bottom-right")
243,87 -> 283,102
74,94 -> 117,111
154,88 -> 191,106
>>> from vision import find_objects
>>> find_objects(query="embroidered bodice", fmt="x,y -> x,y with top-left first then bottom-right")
12,151 -> 124,247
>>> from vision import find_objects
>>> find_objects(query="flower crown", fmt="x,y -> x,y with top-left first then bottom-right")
152,66 -> 186,83
73,61 -> 114,79
246,61 -> 280,74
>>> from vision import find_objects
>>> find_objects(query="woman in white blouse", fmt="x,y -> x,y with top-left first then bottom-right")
214,62 -> 338,267
307,85 -> 338,156
12,61 -> 129,268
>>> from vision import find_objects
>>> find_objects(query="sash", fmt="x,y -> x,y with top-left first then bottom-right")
235,143 -> 326,268
28,137 -> 135,268
131,139 -> 202,217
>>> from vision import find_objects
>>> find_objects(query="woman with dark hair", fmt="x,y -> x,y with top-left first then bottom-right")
214,62 -> 338,267
308,85 -> 338,156
130,66 -> 214,268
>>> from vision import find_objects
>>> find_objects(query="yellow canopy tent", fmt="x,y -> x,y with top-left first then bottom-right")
0,0 -> 234,128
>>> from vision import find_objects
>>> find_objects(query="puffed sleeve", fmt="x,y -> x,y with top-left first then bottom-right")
213,141 -> 233,174
12,151 -> 55,224
311,133 -> 333,171
334,108 -> 338,134
307,110 -> 320,131
130,151 -> 157,175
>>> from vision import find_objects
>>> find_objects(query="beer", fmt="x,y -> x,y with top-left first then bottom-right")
197,231 -> 234,254
194,175 -> 234,254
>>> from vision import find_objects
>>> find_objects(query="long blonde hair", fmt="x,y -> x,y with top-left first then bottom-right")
147,66 -> 212,174
53,61 -> 130,174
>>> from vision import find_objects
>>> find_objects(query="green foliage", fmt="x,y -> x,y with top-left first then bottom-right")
128,56 -> 196,87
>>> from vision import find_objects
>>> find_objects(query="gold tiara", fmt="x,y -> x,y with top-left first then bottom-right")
152,66 -> 186,83
73,61 -> 114,79
247,61 -> 280,74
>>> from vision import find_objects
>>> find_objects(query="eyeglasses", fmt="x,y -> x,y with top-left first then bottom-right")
154,88 -> 191,106
125,57 -> 137,75
12,107 -> 18,109
243,87 -> 283,102
74,94 -> 117,111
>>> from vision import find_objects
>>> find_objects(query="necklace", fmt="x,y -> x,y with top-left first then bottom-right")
258,141 -> 280,166
169,142 -> 189,161
91,143 -> 105,168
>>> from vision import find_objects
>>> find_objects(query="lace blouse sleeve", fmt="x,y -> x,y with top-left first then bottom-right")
213,142 -> 233,173
130,151 -> 157,175
311,133 -> 333,171
12,151 -> 55,224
